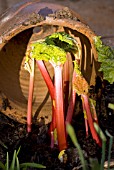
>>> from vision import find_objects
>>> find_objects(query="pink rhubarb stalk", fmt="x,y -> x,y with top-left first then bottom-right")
82,99 -> 89,136
63,56 -> 70,115
85,118 -> 89,137
66,71 -> 76,124
36,60 -> 56,144
66,90 -> 76,124
82,94 -> 102,146
27,59 -> 35,133
36,60 -> 55,99
54,65 -> 67,151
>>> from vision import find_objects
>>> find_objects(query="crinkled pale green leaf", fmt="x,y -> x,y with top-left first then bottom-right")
31,42 -> 67,65
45,32 -> 78,52
94,36 -> 114,84
31,42 -> 50,61
27,32 -> 78,67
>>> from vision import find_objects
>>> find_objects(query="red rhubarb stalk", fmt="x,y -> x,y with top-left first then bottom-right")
85,118 -> 88,137
82,98 -> 89,137
27,59 -> 35,132
54,65 -> 67,151
66,71 -> 76,124
82,94 -> 102,146
63,55 -> 70,115
36,60 -> 56,144
36,60 -> 55,99
66,90 -> 76,124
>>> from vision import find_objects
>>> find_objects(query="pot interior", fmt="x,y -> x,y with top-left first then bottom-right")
0,24 -> 99,123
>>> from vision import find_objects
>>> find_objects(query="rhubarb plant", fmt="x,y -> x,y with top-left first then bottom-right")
29,32 -> 78,151
24,32 -> 103,152
30,40 -> 68,151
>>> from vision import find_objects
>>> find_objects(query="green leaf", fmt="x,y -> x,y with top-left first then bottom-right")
6,152 -> 9,170
94,36 -> 114,84
16,146 -> 21,157
89,158 -> 101,170
9,150 -> 16,170
15,154 -> 20,170
0,140 -> 8,149
45,32 -> 77,52
31,42 -> 67,65
66,123 -> 87,170
73,60 -> 81,75
20,162 -> 46,169
108,103 -> 114,110
26,32 -> 78,67
105,130 -> 113,170
0,147 -> 46,170
0,162 -> 5,170
94,122 -> 106,142
94,122 -> 106,170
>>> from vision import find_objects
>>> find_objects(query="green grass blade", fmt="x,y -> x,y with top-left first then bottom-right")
15,154 -> 20,170
0,140 -> 8,149
66,123 -> 87,170
9,150 -> 16,170
105,130 -> 114,170
89,158 -> 101,170
5,152 -> 9,170
101,142 -> 106,170
16,146 -> 21,156
20,163 -> 46,169
94,122 -> 106,170
0,161 -> 5,170
94,122 -> 106,142
22,168 -> 27,170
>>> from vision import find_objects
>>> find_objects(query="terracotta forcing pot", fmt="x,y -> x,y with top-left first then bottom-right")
0,0 -> 100,124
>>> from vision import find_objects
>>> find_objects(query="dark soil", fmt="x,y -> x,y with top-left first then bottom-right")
0,79 -> 114,170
